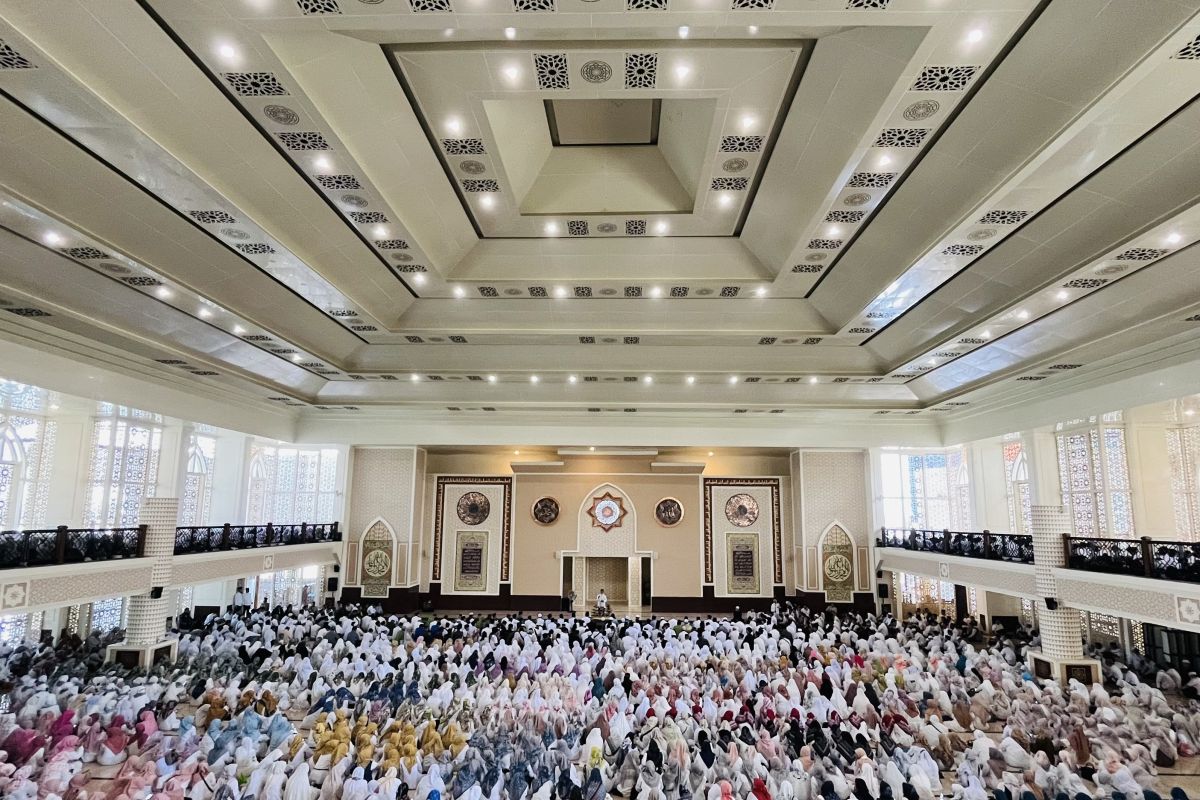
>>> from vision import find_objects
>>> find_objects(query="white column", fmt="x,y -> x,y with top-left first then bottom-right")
43,411 -> 92,526
124,497 -> 178,647
1030,505 -> 1084,660
154,420 -> 188,499
970,437 -> 1012,531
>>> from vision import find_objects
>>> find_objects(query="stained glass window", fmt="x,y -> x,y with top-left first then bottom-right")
180,433 -> 216,525
89,597 -> 124,633
1055,415 -> 1133,538
0,380 -> 57,529
245,444 -> 339,523
1167,426 -> 1200,541
84,406 -> 162,527
879,447 -> 973,530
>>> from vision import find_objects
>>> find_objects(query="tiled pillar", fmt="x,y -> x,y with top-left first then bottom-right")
126,497 -> 178,645
1030,505 -> 1083,659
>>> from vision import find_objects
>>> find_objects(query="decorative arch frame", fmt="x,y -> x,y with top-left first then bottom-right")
359,516 -> 398,598
817,520 -> 856,602
574,482 -> 638,554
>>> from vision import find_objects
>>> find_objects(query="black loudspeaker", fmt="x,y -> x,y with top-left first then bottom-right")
877,583 -> 890,599
150,586 -> 164,599
326,577 -> 339,592
1044,598 -> 1059,610
875,569 -> 883,579
332,564 -> 340,573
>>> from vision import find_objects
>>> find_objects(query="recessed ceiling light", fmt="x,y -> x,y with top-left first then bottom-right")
373,225 -> 388,238
729,375 -> 738,384
678,25 -> 690,38
554,286 -> 567,298
443,27 -> 455,37
291,354 -> 302,362
488,374 -> 497,383
927,358 -> 937,366
966,28 -> 984,43
504,27 -> 516,39
707,450 -> 714,456
718,193 -> 734,209
42,232 -> 63,246
453,285 -> 465,298
544,221 -> 559,236
411,373 -> 420,382
589,446 -> 595,451
156,287 -> 173,299
198,308 -> 212,319
981,329 -> 991,339
1167,232 -> 1183,244
530,375 -> 539,383
314,156 -> 332,172
878,154 -> 892,167
808,376 -> 818,384
686,375 -> 696,385
413,274 -> 426,285
1016,309 -> 1029,320
217,43 -> 238,61
233,324 -> 246,335
828,226 -> 842,237
480,195 -> 495,209
1186,409 -> 1196,417
650,286 -> 662,298
568,374 -> 577,383
655,221 -> 668,235
756,286 -> 767,297
643,375 -> 653,384
503,64 -> 521,83
1055,289 -> 1069,301
445,116 -> 464,136
674,64 -> 691,81
747,25 -> 758,35
740,114 -> 756,132
514,449 -> 520,455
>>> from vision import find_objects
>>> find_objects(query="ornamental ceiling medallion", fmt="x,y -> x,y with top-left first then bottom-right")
587,491 -> 626,532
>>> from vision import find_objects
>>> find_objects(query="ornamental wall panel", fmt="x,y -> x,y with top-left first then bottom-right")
347,447 -> 421,588
797,450 -> 870,594
704,478 -> 782,598
432,476 -> 511,595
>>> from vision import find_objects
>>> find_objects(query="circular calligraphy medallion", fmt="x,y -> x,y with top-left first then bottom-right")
456,491 -> 491,525
725,493 -> 760,527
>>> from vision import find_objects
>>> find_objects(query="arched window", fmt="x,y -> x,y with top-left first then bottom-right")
244,444 -> 339,523
180,433 -> 216,525
0,424 -> 24,529
84,405 -> 163,527
1002,437 -> 1031,535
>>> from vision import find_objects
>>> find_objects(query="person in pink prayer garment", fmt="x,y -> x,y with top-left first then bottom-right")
97,716 -> 131,766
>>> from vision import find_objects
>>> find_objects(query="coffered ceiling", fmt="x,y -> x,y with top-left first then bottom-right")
1,0 -> 1199,432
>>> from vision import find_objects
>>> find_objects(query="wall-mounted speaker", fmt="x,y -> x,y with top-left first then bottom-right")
150,586 -> 164,599
326,577 -> 339,592
332,564 -> 340,573
875,569 -> 883,579
1044,598 -> 1059,611
877,583 -> 889,599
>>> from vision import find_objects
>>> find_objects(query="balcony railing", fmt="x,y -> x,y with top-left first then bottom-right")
173,521 -> 340,556
0,525 -> 146,569
1063,535 -> 1200,584
1,521 -> 341,568
878,527 -> 1035,564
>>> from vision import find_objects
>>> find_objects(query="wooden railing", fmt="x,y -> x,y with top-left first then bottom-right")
173,521 -> 340,555
1,521 -> 341,568
877,527 -> 1035,564
0,525 -> 146,569
1062,534 -> 1200,584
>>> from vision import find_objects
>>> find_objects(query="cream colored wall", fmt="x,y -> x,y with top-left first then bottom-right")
1125,405 -> 1178,539
513,471 -> 704,598
418,450 -> 795,598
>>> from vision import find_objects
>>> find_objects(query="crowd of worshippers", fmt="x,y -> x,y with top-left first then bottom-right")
1,602 -> 1199,800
